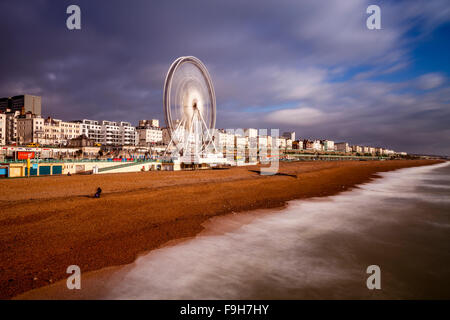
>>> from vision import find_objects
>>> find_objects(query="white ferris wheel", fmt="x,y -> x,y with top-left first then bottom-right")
163,56 -> 219,158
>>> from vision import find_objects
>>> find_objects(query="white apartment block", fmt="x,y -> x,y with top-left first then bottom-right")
323,140 -> 335,151
352,145 -> 363,153
101,121 -> 121,145
244,128 -> 258,139
78,119 -> 136,146
245,128 -> 258,149
137,127 -> 163,145
102,121 -> 136,146
312,140 -> 322,151
79,119 -> 103,142
137,119 -> 162,146
286,139 -> 293,150
118,121 -> 137,146
257,135 -> 268,149
235,135 -> 247,149
59,120 -> 81,141
42,118 -> 81,146
215,130 -> 235,150
0,114 -> 6,145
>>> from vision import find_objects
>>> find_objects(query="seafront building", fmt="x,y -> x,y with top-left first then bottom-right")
293,139 -> 303,150
335,142 -> 352,153
0,94 -> 407,159
286,139 -> 293,149
139,119 -> 159,128
312,140 -> 322,151
16,113 -> 45,145
1,109 -> 21,145
215,129 -> 236,152
352,145 -> 363,154
76,119 -> 102,143
44,118 -> 81,146
162,127 -> 175,146
0,109 -> 404,158
257,135 -> 268,150
0,113 -> 6,146
75,119 -> 137,146
0,94 -> 42,116
244,128 -> 258,139
136,120 -> 163,146
304,140 -> 313,150
235,135 -> 247,150
283,131 -> 296,141
322,140 -> 335,151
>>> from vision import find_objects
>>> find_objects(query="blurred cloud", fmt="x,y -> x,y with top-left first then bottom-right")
416,73 -> 446,90
265,107 -> 329,126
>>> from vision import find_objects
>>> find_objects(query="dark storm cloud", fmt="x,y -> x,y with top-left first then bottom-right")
0,0 -> 449,155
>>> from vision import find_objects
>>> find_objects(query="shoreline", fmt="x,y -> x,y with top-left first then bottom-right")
0,159 -> 443,299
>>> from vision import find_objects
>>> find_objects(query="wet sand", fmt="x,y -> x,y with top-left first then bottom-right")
0,160 -> 441,299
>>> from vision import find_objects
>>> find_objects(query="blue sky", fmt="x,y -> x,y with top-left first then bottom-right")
0,0 -> 449,155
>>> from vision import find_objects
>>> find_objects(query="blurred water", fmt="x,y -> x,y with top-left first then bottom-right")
98,162 -> 450,299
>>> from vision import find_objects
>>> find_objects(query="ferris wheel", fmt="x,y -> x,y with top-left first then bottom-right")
163,56 -> 218,156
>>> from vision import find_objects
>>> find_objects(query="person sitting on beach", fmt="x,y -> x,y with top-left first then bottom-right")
94,187 -> 102,198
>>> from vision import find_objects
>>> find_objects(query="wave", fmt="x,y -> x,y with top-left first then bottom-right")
98,161 -> 450,299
